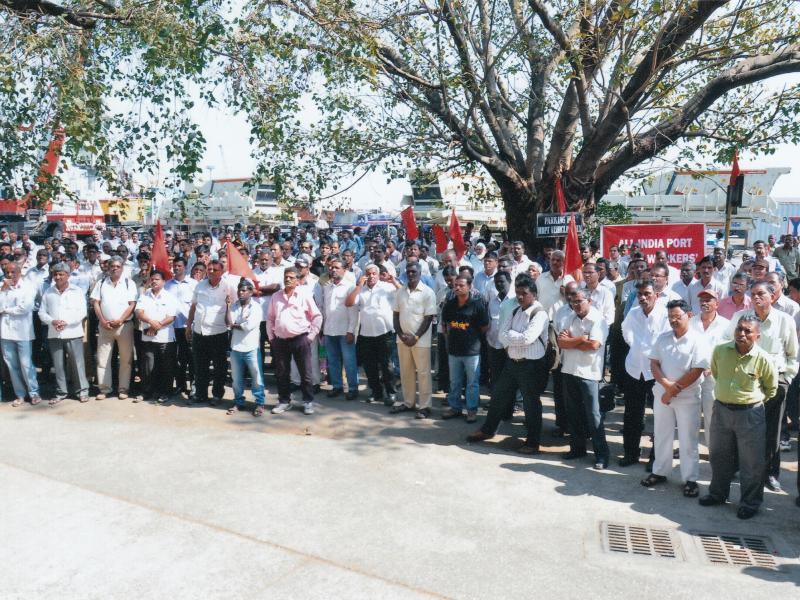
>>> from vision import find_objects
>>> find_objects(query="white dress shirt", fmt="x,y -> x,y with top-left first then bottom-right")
191,278 -> 235,336
499,302 -> 548,360
90,275 -> 138,322
536,271 -> 575,316
621,303 -> 670,380
0,279 -> 36,341
486,293 -> 515,350
671,279 -> 693,304
24,265 -> 49,311
712,262 -> 737,291
38,283 -> 86,339
583,284 -> 616,324
354,281 -> 395,337
137,289 -> 178,343
392,282 -> 437,347
559,306 -> 608,381
688,279 -> 727,313
321,280 -> 359,336
648,329 -> 709,400
165,277 -> 197,329
689,313 -> 730,353
255,265 -> 286,320
229,299 -> 262,352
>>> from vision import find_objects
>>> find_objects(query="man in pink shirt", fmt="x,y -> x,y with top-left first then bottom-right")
266,266 -> 323,415
718,272 -> 751,320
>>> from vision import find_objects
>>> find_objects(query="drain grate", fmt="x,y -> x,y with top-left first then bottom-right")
696,533 -> 777,568
601,522 -> 680,559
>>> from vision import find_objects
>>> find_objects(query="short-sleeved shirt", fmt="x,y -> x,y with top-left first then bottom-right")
560,306 -> 608,381
441,295 -> 489,356
648,329 -> 709,401
392,282 -> 437,347
191,278 -> 235,336
137,290 -> 178,343
89,276 -> 138,322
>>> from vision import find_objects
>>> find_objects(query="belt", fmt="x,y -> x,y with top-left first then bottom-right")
278,332 -> 308,341
715,400 -> 762,411
509,357 -> 541,363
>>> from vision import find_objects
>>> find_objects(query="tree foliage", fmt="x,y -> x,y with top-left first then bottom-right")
581,200 -> 633,243
1,1 -> 799,246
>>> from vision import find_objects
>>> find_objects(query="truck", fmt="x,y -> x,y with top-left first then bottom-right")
1,129 -> 106,240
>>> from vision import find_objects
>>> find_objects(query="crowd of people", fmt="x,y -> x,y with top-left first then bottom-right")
1,223 -> 799,519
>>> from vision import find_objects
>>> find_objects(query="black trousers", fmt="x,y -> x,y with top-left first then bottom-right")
551,366 -> 568,431
481,357 -> 546,447
142,341 -> 176,397
437,331 -> 450,393
487,346 -> 507,391
173,328 -> 194,393
358,332 -> 396,400
273,333 -> 313,403
193,332 -> 229,401
765,382 -> 787,481
622,374 -> 654,459
609,325 -> 628,389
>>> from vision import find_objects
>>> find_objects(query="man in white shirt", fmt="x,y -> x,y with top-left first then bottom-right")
135,270 -> 177,403
186,259 -> 235,405
38,263 -> 89,404
346,264 -> 399,404
620,281 -> 670,466
671,261 -> 696,304
25,248 -> 51,375
467,276 -> 549,453
643,299 -> 708,497
688,257 -> 727,312
321,258 -> 360,399
654,250 -> 681,286
390,262 -> 437,416
473,252 -> 499,299
581,263 -> 615,325
536,250 -> 574,317
557,289 -> 610,469
0,263 -> 41,406
711,246 -> 737,291
485,271 -> 515,390
165,256 -> 198,399
90,256 -> 138,401
225,279 -> 267,416
509,241 -> 534,278
689,289 -> 729,450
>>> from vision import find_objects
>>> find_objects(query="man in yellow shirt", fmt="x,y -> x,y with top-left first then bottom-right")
699,315 -> 778,519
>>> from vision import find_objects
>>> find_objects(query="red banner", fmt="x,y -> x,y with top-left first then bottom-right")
601,223 -> 707,268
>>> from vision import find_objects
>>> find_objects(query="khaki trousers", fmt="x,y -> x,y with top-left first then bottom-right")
96,321 -> 134,394
398,342 -> 431,410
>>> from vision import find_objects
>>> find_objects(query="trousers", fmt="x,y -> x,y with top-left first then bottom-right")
173,327 -> 194,393
142,341 -> 176,398
358,332 -> 396,400
481,358 -> 546,447
397,342 -> 432,409
563,373 -> 609,463
192,331 -> 228,401
1,339 -> 39,399
622,374 -> 654,458
652,389 -> 701,483
273,333 -> 314,404
49,337 -> 89,397
96,321 -> 134,394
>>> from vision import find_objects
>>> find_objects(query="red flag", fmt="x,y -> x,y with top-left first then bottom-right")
400,206 -> 419,241
729,150 -> 741,185
564,213 -> 582,280
432,224 -> 448,253
449,208 -> 466,259
151,221 -> 173,280
554,177 -> 568,214
224,241 -> 258,289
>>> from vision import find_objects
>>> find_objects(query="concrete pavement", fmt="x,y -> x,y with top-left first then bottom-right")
0,391 -> 798,599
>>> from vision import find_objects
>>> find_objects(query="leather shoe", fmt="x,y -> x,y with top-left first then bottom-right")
698,494 -> 725,507
737,506 -> 758,520
562,450 -> 587,460
326,388 -> 343,398
466,431 -> 492,443
618,455 -> 639,467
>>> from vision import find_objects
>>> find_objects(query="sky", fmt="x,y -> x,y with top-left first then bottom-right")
193,96 -> 800,211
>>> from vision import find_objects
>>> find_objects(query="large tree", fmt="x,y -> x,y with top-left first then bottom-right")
231,0 -> 800,245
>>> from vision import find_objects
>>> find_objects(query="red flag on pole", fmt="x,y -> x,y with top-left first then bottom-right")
432,224 -> 448,254
564,213 -> 583,280
400,206 -> 419,241
224,241 -> 258,289
729,150 -> 741,185
449,208 -> 466,259
151,221 -> 173,280
554,177 -> 568,214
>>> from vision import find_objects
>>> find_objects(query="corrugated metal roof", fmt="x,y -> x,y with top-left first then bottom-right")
752,198 -> 800,240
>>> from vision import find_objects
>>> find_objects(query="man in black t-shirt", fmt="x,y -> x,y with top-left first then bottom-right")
441,273 -> 490,423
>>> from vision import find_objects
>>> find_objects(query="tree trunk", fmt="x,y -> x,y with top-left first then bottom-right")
499,182 -> 541,254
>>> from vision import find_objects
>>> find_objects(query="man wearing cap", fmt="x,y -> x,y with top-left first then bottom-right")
38,263 -> 90,404
689,288 -> 730,450
91,256 -> 138,400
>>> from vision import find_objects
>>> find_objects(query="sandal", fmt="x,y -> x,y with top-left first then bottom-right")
11,398 -> 23,407
253,406 -> 264,417
683,481 -> 699,497
48,396 -> 66,406
640,474 -> 667,487
227,405 -> 239,415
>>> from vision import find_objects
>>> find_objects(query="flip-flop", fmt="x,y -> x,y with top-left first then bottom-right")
48,397 -> 65,406
253,406 -> 264,417
11,398 -> 23,407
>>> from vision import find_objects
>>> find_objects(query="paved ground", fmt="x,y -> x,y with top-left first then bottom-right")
0,385 -> 798,599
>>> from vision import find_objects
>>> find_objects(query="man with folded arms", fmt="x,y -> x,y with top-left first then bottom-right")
558,289 -> 610,469
699,316 -> 777,519
38,262 -> 90,404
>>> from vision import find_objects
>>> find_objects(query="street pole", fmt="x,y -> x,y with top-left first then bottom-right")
723,186 -> 733,255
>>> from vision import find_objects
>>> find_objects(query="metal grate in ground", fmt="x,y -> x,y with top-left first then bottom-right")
696,533 -> 777,568
601,522 -> 681,560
